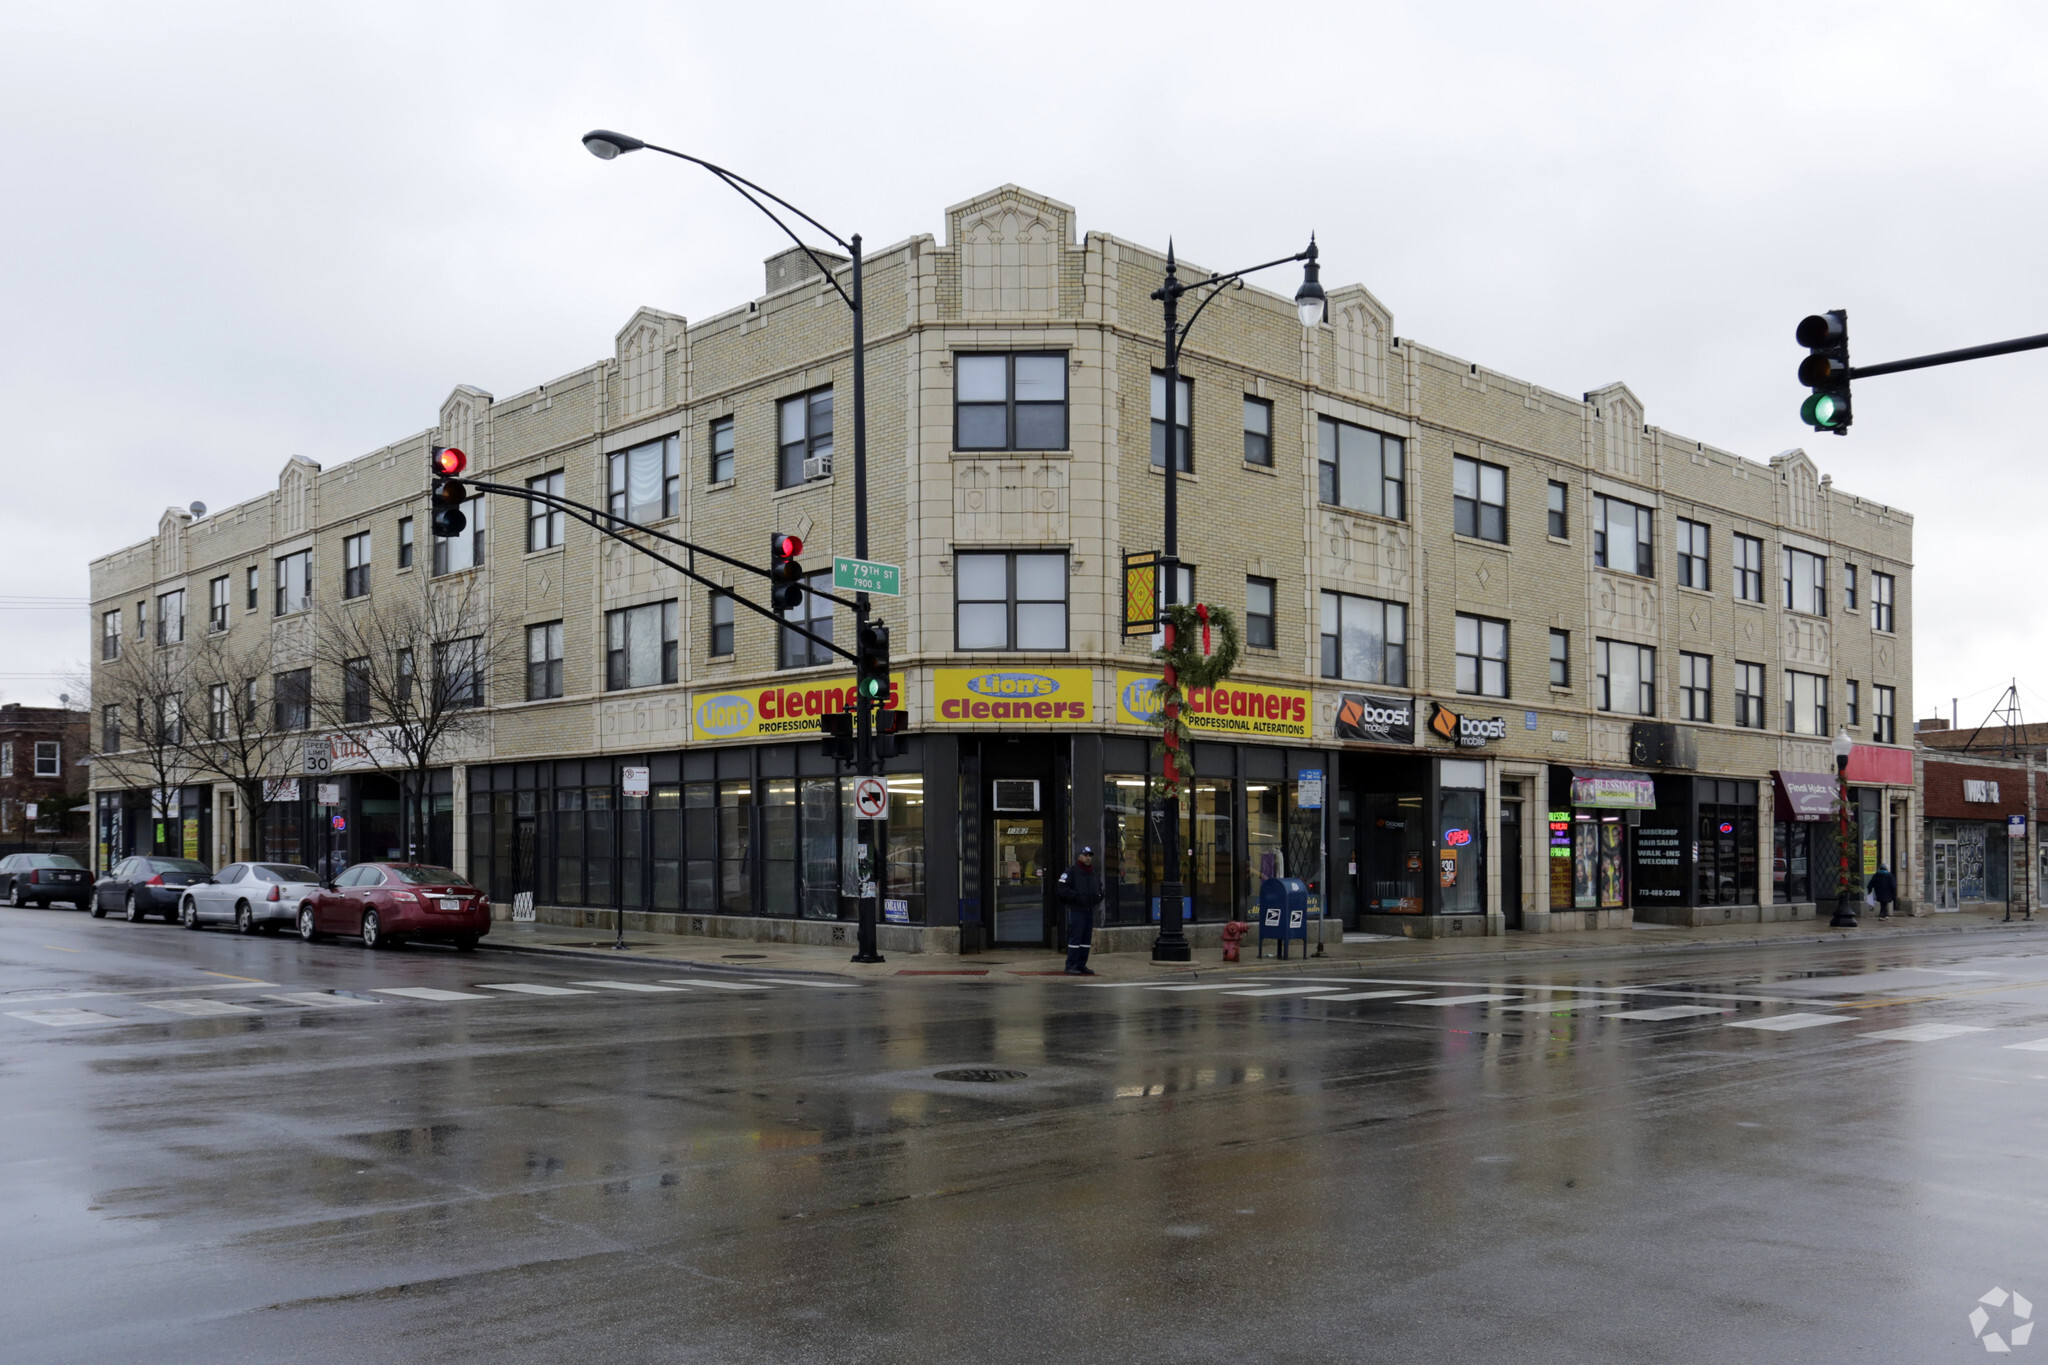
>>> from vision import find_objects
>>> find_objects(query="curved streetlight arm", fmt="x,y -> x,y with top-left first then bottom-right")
635,141 -> 857,313
1163,245 -> 1317,351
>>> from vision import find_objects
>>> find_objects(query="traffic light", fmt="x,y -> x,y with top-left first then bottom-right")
1797,310 -> 1852,434
856,619 -> 891,704
431,445 -> 470,537
819,710 -> 854,763
770,533 -> 805,612
875,707 -> 910,759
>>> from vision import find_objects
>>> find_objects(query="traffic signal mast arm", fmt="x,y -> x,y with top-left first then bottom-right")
1847,329 -> 2048,380
460,476 -> 862,665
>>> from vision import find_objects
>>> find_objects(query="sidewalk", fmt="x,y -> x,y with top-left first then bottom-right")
483,906 -> 2046,982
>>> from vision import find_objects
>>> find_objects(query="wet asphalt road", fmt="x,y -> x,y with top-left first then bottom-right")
8,909 -> 2048,1364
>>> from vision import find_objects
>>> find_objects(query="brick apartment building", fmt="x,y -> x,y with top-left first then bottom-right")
87,185 -> 1918,951
0,703 -> 89,847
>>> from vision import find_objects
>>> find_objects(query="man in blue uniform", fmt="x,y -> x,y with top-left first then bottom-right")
1057,845 -> 1102,976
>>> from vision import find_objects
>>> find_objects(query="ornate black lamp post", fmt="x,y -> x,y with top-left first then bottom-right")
1149,238 -> 1327,962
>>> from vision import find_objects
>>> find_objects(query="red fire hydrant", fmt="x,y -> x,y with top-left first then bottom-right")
1221,920 -> 1249,962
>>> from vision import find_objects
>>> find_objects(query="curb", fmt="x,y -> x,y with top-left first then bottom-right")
480,938 -> 857,981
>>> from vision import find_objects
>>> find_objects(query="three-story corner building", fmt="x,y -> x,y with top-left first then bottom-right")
86,184 -> 1918,952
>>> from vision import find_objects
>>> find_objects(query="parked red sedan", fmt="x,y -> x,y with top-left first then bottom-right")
298,863 -> 490,951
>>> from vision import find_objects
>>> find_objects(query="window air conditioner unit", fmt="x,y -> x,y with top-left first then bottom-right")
803,455 -> 832,482
992,779 -> 1040,812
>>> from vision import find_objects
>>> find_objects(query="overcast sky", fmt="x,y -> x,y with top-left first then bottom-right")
5,1 -> 2044,728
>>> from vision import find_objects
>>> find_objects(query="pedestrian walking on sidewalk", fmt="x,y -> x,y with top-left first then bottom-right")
1057,846 -> 1103,975
1867,864 -> 1897,919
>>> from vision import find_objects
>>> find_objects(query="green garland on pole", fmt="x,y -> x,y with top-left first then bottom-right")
1153,601 -> 1241,799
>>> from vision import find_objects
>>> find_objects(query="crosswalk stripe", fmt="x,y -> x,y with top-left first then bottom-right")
654,979 -> 758,991
373,987 -> 495,1001
142,998 -> 259,1017
742,977 -> 846,988
1861,1023 -> 1990,1042
2002,1038 -> 2048,1052
267,992 -> 379,1009
1603,1005 -> 1731,1021
1149,983 -> 1253,992
475,983 -> 597,996
1312,990 -> 1432,1002
7,1008 -> 122,1026
1407,994 -> 1522,1007
574,980 -> 692,992
1221,986 -> 1352,998
1496,999 -> 1617,1013
1728,1013 -> 1849,1032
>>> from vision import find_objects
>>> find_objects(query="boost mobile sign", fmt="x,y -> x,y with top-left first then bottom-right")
1428,701 -> 1506,748
1335,692 -> 1415,745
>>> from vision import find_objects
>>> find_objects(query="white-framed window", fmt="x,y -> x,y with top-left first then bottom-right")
1679,652 -> 1712,721
274,551 -> 311,615
33,741 -> 56,778
208,576 -> 230,632
245,564 -> 259,609
1846,678 -> 1861,727
780,572 -> 835,668
1245,577 -> 1276,650
1733,534 -> 1764,602
1593,497 -> 1653,577
526,622 -> 563,700
1319,591 -> 1407,686
956,552 -> 1068,652
432,498 -> 486,575
956,352 -> 1069,452
1783,547 -> 1827,616
397,517 -> 414,569
709,415 -> 735,483
1872,571 -> 1896,632
1676,518 -> 1710,589
1453,457 -> 1507,543
1150,371 -> 1192,472
605,602 -> 678,690
1844,563 -> 1859,611
209,682 -> 232,738
434,636 -> 484,709
1549,629 -> 1570,687
1875,684 -> 1896,743
342,532 -> 371,598
777,390 -> 833,488
609,435 -> 681,520
1735,662 -> 1765,729
1242,397 -> 1273,467
156,589 -> 185,644
1547,481 -> 1568,539
708,591 -> 735,657
1783,669 -> 1829,736
527,471 -> 565,550
101,609 -> 120,661
1455,614 -> 1508,696
102,705 -> 121,752
1317,417 -> 1405,519
274,668 -> 311,731
1596,639 -> 1656,715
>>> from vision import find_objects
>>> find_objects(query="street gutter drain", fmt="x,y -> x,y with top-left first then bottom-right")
933,1068 -> 1029,1084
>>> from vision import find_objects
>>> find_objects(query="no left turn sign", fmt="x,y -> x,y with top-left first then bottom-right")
854,777 -> 889,819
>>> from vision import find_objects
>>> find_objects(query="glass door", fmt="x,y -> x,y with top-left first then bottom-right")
1932,839 -> 1958,909
991,813 -> 1048,945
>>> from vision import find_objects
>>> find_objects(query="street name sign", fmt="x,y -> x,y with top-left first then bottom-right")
833,556 -> 901,597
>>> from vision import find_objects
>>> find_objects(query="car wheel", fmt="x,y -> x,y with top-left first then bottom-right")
298,907 -> 319,942
452,935 -> 479,953
124,892 -> 144,923
181,899 -> 200,930
90,894 -> 107,919
236,903 -> 256,935
360,909 -> 382,949
6,883 -> 22,908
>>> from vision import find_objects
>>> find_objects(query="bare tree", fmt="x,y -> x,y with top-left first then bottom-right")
176,626 -> 300,861
89,635 -> 192,831
309,570 -> 508,861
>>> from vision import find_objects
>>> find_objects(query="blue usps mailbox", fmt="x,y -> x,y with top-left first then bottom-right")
1258,877 -> 1310,959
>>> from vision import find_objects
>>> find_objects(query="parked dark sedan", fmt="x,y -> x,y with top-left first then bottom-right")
92,856 -> 214,922
299,863 -> 490,950
0,853 -> 94,908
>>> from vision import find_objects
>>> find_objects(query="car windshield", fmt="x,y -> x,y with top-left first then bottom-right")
387,865 -> 473,887
147,859 -> 210,874
24,854 -> 84,869
257,864 -> 319,882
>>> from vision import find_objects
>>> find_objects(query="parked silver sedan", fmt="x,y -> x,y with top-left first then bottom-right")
180,862 -> 322,934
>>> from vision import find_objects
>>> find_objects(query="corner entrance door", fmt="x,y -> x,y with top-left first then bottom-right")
991,813 -> 1048,946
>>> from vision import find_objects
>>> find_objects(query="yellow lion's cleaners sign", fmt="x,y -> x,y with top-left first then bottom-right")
932,667 -> 1094,724
1114,670 -> 1312,739
690,674 -> 903,742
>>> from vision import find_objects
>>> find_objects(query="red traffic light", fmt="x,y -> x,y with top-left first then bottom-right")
774,533 -> 803,560
434,446 -> 468,477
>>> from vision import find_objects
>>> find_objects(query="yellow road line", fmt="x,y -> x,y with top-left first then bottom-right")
200,971 -> 267,982
39,945 -> 81,953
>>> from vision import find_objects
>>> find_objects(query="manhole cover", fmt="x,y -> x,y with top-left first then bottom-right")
932,1068 -> 1029,1084
721,954 -> 767,960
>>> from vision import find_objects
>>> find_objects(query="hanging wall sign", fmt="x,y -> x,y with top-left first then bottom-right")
1428,701 -> 1506,748
1334,692 -> 1416,745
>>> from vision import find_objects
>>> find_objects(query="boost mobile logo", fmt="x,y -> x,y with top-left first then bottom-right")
1430,701 -> 1507,747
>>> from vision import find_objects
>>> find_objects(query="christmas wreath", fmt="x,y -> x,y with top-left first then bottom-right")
1153,601 -> 1241,798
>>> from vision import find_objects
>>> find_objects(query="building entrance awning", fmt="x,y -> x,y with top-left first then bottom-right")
1569,768 -> 1656,809
1774,770 -> 1837,823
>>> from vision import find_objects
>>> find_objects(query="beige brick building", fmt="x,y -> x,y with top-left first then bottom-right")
87,184 -> 1916,951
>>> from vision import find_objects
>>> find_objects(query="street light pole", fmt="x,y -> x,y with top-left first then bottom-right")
1831,730 -> 1858,928
582,130 -> 882,959
1147,237 -> 1326,963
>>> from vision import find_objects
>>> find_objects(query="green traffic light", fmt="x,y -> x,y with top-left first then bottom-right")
859,675 -> 885,700
1801,393 -> 1844,429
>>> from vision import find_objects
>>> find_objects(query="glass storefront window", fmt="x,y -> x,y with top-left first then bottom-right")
718,780 -> 752,916
585,787 -> 613,909
1247,782 -> 1284,882
1696,805 -> 1758,905
1438,789 -> 1484,915
800,778 -> 839,919
1363,792 -> 1427,914
555,787 -> 584,905
651,785 -> 681,910
1190,777 -> 1236,919
1104,776 -> 1151,924
1572,814 -> 1627,908
885,775 -> 926,923
761,779 -> 798,916
685,783 -> 716,911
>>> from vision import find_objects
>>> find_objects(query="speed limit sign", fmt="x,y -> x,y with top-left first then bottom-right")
853,777 -> 889,819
